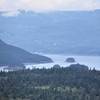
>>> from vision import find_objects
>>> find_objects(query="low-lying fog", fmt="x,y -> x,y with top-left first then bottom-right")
26,54 -> 100,70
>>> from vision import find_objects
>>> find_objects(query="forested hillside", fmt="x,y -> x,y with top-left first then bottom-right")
0,39 -> 52,67
0,64 -> 100,100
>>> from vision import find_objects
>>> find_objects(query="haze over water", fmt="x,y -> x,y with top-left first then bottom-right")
26,54 -> 100,70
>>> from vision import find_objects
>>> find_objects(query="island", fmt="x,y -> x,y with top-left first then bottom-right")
65,57 -> 76,63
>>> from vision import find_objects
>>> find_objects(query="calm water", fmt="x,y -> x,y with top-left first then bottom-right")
26,54 -> 100,70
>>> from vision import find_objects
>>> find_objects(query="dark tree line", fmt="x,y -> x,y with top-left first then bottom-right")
0,64 -> 100,100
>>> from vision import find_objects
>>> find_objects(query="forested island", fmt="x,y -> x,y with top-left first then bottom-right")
0,64 -> 100,100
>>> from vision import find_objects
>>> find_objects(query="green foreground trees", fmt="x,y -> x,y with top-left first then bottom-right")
0,64 -> 100,100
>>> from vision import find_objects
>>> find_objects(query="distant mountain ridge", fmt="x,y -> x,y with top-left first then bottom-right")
0,39 -> 53,67
0,10 -> 100,55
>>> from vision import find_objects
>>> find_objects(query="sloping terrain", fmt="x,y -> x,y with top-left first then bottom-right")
0,10 -> 100,54
0,39 -> 53,66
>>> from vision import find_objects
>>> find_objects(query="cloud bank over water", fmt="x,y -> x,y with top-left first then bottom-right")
0,0 -> 100,16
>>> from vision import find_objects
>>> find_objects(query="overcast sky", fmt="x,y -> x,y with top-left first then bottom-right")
0,0 -> 100,16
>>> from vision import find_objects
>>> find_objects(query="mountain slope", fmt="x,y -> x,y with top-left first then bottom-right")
0,39 -> 53,66
0,10 -> 100,55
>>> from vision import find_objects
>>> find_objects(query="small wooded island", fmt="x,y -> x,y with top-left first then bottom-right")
65,57 -> 76,63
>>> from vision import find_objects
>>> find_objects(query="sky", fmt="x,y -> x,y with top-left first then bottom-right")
0,0 -> 100,16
